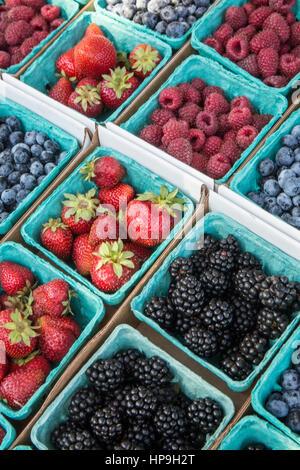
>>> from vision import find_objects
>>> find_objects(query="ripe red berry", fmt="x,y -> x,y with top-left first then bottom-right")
203,136 -> 223,157
257,47 -> 279,78
225,6 -> 248,30
178,102 -> 201,126
228,107 -> 252,130
189,129 -> 206,151
195,111 -> 219,136
204,92 -> 230,115
226,35 -> 249,61
206,153 -> 232,179
191,152 -> 210,173
249,7 -> 273,28
236,125 -> 258,149
203,37 -> 224,54
213,23 -> 233,43
158,87 -> 183,111
162,118 -> 189,146
237,53 -> 259,77
167,138 -> 193,165
140,124 -> 163,146
151,108 -> 175,127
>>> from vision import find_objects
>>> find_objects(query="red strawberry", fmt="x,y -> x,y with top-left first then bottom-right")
100,67 -> 140,110
68,80 -> 103,118
80,155 -> 126,189
0,261 -> 34,296
123,242 -> 152,264
85,23 -> 105,38
9,352 -> 51,379
49,77 -> 74,106
54,316 -> 81,339
98,182 -> 135,212
61,188 -> 99,235
56,47 -> 76,80
40,217 -> 73,261
0,309 -> 39,359
126,185 -> 186,247
72,233 -> 94,276
0,351 -> 8,382
0,368 -> 46,409
32,279 -> 74,319
74,34 -> 116,80
89,213 -> 120,247
129,44 -> 161,79
90,239 -> 140,293
38,315 -> 77,362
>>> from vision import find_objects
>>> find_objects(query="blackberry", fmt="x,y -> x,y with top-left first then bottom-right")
144,297 -> 175,330
215,329 -> 236,352
230,296 -> 258,335
90,406 -> 123,443
184,326 -> 219,358
187,427 -> 206,448
154,404 -> 187,438
190,251 -> 209,279
125,421 -> 156,448
170,275 -> 206,317
172,312 -> 201,336
187,398 -> 223,434
219,352 -> 252,381
196,233 -> 219,256
52,422 -> 101,450
259,276 -> 297,311
169,256 -> 194,280
239,330 -> 268,366
167,281 -> 177,299
133,356 -> 171,388
86,358 -> 125,392
124,386 -> 157,420
68,387 -> 103,423
209,250 -> 236,273
219,234 -> 241,257
105,383 -> 133,411
173,391 -> 192,411
114,440 -> 144,450
161,437 -> 195,450
152,384 -> 178,405
114,348 -> 145,376
200,299 -> 234,331
233,269 -> 266,304
243,443 -> 269,450
51,420 -> 79,449
200,268 -> 230,297
257,308 -> 289,340
235,251 -> 262,271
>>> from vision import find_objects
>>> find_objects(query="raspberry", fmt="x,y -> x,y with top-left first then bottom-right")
159,87 -> 183,111
213,23 -> 233,43
203,37 -> 223,54
191,152 -> 210,173
263,13 -> 290,43
162,118 -> 189,146
0,51 -> 10,69
196,111 -> 219,136
226,36 -> 249,61
178,83 -> 201,104
203,136 -> 222,157
228,107 -> 252,130
243,2 -> 256,16
249,7 -> 272,27
10,49 -> 23,65
292,46 -> 300,58
202,86 -> 225,101
21,0 -> 45,10
236,125 -> 258,149
237,54 -> 259,77
0,32 -> 7,51
263,75 -> 289,86
178,102 -> 201,126
0,14 -> 9,33
41,4 -> 60,22
31,15 -> 48,31
280,44 -> 291,55
33,30 -> 48,42
151,108 -> 175,127
252,114 -> 272,132
189,128 -> 206,151
206,154 -> 232,179
231,96 -> 254,113
191,78 -> 206,92
20,35 -> 39,56
236,25 -> 257,41
290,23 -> 300,46
5,20 -> 33,46
159,143 -> 168,152
7,6 -> 34,22
250,30 -> 280,54
204,92 -> 230,115
269,0 -> 295,14
257,47 -> 279,77
221,139 -> 241,164
140,124 -> 163,146
225,6 -> 248,30
167,138 -> 193,165
224,129 -> 237,142
218,114 -> 231,135
49,18 -> 64,31
280,53 -> 300,77
285,11 -> 295,25
5,0 -> 22,6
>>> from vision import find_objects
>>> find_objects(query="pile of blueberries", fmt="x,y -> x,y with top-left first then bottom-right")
105,0 -> 213,38
265,345 -> 300,435
247,124 -> 300,230
0,114 -> 66,224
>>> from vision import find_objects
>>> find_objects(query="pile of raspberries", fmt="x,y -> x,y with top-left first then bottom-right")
0,0 -> 65,69
203,0 -> 300,88
138,80 -> 272,179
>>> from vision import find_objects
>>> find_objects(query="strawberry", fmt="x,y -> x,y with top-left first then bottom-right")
74,34 -> 116,80
72,233 -> 93,276
56,47 -> 77,80
54,316 -> 81,339
89,212 -> 120,247
0,426 -> 5,444
90,239 -> 140,293
61,188 -> 99,235
68,80 -> 103,118
100,67 -> 140,110
98,182 -> 135,212
0,309 -> 39,359
49,77 -> 74,106
126,185 -> 186,247
0,368 -> 46,409
0,350 -> 8,382
9,352 -> 51,378
41,217 -> 73,261
129,44 -> 161,79
123,242 -> 152,264
0,261 -> 34,296
80,155 -> 126,189
32,279 -> 74,319
85,23 -> 105,37
38,315 -> 77,362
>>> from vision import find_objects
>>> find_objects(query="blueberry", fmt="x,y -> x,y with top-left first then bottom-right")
0,163 -> 13,177
278,169 -> 296,189
36,132 -> 48,146
282,134 -> 298,149
283,177 -> 300,197
9,131 -> 24,147
44,139 -> 60,155
281,369 -> 300,391
5,115 -> 21,132
20,174 -> 37,191
31,144 -> 43,159
195,6 -> 206,17
155,20 -> 167,32
293,195 -> 300,207
24,130 -> 37,146
290,162 -> 300,176
11,184 -> 21,193
112,3 -> 124,14
13,148 -> 30,165
15,163 -> 29,173
40,151 -> 55,164
286,409 -> 300,433
264,196 -> 277,210
133,10 -> 144,22
258,158 -> 275,177
265,392 -> 289,418
1,189 -> 16,206
0,150 -> 12,165
12,143 -> 30,154
187,14 -> 196,24
269,204 -> 283,216
292,207 -> 300,218
187,4 -> 196,14
166,20 -> 187,37
281,212 -> 292,224
176,5 -> 188,17
289,216 -> 300,228
291,124 -> 300,141
295,148 -> 300,162
276,147 -> 295,167
123,5 -> 136,18
37,175 -> 46,185
283,390 -> 300,409
247,191 -> 266,207
16,189 -> 30,204
0,177 -> 7,193
0,212 -> 9,223
136,0 -> 147,8
160,5 -> 177,21
0,124 -> 10,142
263,179 -> 280,197
8,171 -> 21,186
142,11 -> 159,28
44,162 -> 56,175
30,161 -> 44,178
147,0 -> 164,12
277,192 -> 292,211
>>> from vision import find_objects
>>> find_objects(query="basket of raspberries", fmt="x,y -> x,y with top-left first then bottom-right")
31,325 -> 234,451
193,0 -> 300,92
136,226 -> 300,391
0,0 -> 73,71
